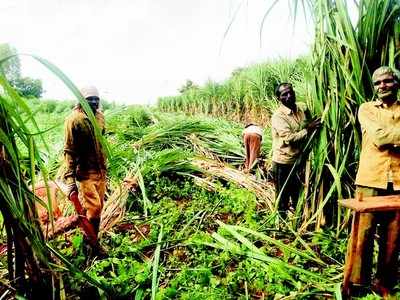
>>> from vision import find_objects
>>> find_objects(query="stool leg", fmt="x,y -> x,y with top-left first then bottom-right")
342,211 -> 360,296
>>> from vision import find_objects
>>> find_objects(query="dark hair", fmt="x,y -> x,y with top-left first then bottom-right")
274,82 -> 292,98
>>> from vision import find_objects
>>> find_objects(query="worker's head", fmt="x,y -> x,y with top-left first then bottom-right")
275,83 -> 296,108
372,66 -> 400,101
80,85 -> 100,114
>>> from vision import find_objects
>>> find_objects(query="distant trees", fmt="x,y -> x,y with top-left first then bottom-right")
10,77 -> 43,98
231,67 -> 244,77
0,43 -> 44,98
179,79 -> 198,94
0,43 -> 21,81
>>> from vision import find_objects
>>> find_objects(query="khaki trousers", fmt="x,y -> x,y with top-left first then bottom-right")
78,173 -> 106,221
346,185 -> 400,289
243,132 -> 261,171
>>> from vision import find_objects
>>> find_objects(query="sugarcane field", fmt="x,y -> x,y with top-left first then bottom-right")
2,0 -> 400,299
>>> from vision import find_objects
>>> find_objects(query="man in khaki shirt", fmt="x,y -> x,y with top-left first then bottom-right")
271,83 -> 320,216
345,66 -> 400,295
64,86 -> 107,252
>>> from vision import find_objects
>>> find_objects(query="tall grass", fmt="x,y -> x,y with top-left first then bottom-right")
0,55 -> 112,297
158,58 -> 310,126
0,74 -> 53,297
158,0 -> 400,233
299,0 -> 400,231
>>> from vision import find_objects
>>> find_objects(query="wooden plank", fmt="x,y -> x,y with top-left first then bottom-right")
338,195 -> 400,212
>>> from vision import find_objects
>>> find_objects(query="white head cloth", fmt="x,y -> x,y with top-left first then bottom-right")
80,85 -> 99,99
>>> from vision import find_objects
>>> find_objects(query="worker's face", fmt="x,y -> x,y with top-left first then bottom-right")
86,96 -> 99,113
373,73 -> 399,100
278,85 -> 296,107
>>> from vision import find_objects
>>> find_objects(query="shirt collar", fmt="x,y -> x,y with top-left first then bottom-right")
279,104 -> 295,115
373,99 -> 400,108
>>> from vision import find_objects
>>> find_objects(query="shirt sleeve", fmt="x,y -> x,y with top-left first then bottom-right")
271,114 -> 308,145
359,103 -> 400,148
63,117 -> 77,184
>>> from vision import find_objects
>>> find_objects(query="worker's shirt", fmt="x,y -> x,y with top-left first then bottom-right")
64,107 -> 106,184
243,125 -> 263,139
271,102 -> 308,164
355,100 -> 400,190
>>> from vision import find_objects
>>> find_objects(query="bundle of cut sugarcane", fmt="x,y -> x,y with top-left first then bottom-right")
192,159 -> 274,210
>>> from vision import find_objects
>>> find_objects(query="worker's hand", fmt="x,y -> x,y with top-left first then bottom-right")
66,183 -> 78,198
307,118 -> 322,133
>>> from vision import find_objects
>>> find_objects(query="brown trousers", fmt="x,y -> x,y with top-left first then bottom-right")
243,132 -> 261,171
271,162 -> 301,214
78,173 -> 106,221
345,185 -> 400,289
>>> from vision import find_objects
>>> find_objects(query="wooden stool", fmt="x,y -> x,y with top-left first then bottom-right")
339,193 -> 400,296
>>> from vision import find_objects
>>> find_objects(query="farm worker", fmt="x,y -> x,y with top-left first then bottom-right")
242,123 -> 263,172
64,85 -> 107,251
344,66 -> 400,296
271,83 -> 320,216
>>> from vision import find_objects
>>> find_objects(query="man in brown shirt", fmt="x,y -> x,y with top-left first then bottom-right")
345,66 -> 400,295
64,85 -> 107,250
271,83 -> 320,216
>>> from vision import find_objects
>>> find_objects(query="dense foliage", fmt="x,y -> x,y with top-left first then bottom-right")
1,99 -> 388,299
1,0 -> 400,298
39,103 -> 349,298
302,0 -> 400,231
